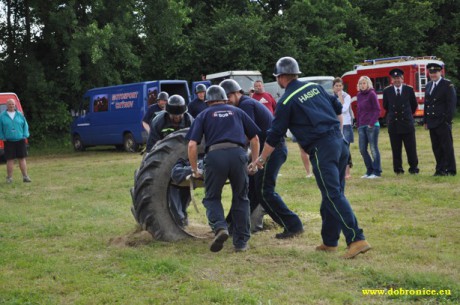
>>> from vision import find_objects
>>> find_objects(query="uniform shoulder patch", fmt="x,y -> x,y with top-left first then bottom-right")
406,85 -> 413,88
384,85 -> 392,90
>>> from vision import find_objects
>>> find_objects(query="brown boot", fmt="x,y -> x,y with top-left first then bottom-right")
210,229 -> 229,252
315,244 -> 338,252
342,240 -> 371,259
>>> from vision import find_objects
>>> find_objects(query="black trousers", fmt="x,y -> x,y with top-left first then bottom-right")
429,123 -> 456,175
389,131 -> 419,174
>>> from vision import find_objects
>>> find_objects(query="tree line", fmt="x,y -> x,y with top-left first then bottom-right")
1,0 -> 459,141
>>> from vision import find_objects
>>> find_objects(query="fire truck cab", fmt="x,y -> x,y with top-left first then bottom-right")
341,56 -> 445,124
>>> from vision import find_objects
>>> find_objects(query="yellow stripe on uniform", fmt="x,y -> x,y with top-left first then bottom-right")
282,82 -> 316,105
312,148 -> 357,242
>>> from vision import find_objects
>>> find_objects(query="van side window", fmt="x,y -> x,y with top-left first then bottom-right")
93,96 -> 109,112
80,96 -> 90,116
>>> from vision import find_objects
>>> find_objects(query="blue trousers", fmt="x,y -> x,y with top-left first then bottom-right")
358,125 -> 382,176
203,147 -> 250,248
254,143 -> 303,233
306,131 -> 365,246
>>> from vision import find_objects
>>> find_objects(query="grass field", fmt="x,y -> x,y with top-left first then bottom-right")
1,120 -> 459,305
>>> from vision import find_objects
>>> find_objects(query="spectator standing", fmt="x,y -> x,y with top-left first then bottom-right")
188,84 -> 208,118
220,79 -> 304,239
253,57 -> 371,259
0,99 -> 31,183
252,80 -> 277,115
356,76 -> 382,179
186,85 -> 260,252
142,91 -> 169,133
424,63 -> 457,176
333,77 -> 354,179
383,68 -> 419,175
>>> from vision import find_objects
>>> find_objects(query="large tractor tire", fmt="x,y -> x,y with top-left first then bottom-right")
130,128 -> 205,242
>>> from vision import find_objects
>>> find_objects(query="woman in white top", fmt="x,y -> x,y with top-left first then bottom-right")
333,77 -> 353,178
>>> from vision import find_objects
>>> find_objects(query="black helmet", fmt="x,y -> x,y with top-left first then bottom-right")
219,79 -> 242,95
205,85 -> 228,103
195,84 -> 207,93
166,95 -> 187,115
157,91 -> 169,101
273,57 -> 302,77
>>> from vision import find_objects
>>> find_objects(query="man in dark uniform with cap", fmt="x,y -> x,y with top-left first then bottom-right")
424,63 -> 457,176
254,56 -> 371,259
383,68 -> 419,174
187,85 -> 260,252
188,84 -> 208,118
220,79 -> 304,239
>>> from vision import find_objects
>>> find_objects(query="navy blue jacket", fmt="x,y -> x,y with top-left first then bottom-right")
266,80 -> 342,150
186,104 -> 260,150
188,97 -> 208,118
238,95 -> 276,150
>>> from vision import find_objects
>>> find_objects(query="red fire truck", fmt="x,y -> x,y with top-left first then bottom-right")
341,56 -> 445,124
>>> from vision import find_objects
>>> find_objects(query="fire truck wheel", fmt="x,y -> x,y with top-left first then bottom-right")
130,128 -> 204,242
123,133 -> 139,152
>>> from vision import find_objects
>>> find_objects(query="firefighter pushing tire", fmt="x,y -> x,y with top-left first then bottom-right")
130,128 -> 204,242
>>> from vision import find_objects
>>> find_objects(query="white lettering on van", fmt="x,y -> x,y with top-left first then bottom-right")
111,91 -> 139,101
115,101 -> 134,109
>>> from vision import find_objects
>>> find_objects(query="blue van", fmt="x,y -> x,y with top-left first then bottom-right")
71,80 -> 190,152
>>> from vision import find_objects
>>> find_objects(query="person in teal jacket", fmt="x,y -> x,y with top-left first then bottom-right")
0,99 -> 31,183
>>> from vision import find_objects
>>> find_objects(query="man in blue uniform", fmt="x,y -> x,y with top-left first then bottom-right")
142,91 -> 169,133
145,95 -> 193,152
383,68 -> 419,174
186,85 -> 260,252
220,79 -> 304,239
188,84 -> 208,118
254,57 -> 371,259
424,63 -> 457,176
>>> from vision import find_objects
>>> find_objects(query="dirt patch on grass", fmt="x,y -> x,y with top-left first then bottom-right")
110,222 -> 215,248
109,229 -> 154,247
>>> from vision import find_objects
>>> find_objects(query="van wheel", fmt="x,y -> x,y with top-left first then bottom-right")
72,135 -> 85,151
123,133 -> 138,152
130,128 -> 204,241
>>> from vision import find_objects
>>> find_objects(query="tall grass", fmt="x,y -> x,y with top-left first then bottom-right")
0,119 -> 459,305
